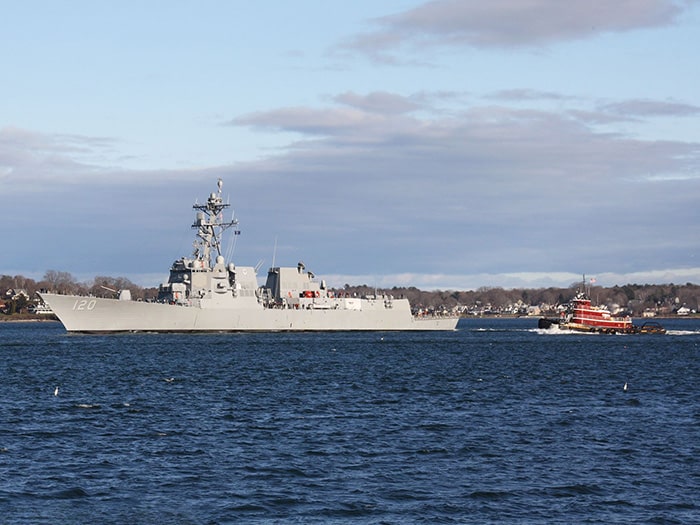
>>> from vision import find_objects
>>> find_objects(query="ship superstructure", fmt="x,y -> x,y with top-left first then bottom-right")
559,291 -> 634,332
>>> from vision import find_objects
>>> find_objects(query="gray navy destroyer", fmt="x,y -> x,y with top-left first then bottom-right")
41,180 -> 458,333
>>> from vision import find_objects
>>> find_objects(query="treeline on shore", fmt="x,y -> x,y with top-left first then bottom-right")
341,282 -> 699,316
1,270 -> 698,317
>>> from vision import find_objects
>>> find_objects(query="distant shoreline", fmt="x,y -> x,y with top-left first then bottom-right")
0,315 -> 59,323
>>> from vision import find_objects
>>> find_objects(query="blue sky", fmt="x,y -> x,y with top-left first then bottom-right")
2,0 -> 699,290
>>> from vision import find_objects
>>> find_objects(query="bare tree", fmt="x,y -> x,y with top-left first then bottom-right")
42,270 -> 79,294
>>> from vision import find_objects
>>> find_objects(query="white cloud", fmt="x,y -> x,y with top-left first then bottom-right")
334,91 -> 424,115
601,99 -> 700,117
343,0 -> 688,61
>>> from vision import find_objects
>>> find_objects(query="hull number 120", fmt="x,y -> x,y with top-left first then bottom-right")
73,299 -> 97,311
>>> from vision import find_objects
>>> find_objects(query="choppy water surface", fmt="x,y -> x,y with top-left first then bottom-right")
1,318 -> 699,523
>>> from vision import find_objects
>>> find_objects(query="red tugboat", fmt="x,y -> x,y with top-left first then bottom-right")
538,280 -> 666,334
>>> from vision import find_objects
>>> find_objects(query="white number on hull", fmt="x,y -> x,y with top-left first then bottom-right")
72,299 -> 97,311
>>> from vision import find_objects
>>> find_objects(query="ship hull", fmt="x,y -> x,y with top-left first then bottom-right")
40,293 -> 458,333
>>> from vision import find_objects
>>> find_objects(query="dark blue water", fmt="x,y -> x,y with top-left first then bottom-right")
1,318 -> 699,524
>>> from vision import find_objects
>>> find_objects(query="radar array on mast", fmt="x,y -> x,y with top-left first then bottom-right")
191,178 -> 240,267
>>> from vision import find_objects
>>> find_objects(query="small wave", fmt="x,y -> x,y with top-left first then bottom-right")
50,486 -> 90,499
74,403 -> 101,409
418,422 -> 452,432
222,503 -> 268,513
601,499 -> 634,507
417,447 -> 449,455
549,484 -> 605,497
469,490 -> 512,500
318,502 -> 378,518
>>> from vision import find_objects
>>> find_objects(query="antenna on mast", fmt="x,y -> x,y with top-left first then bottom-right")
225,208 -> 239,262
272,236 -> 278,268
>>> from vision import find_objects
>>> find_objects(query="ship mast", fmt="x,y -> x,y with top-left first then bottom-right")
191,179 -> 240,268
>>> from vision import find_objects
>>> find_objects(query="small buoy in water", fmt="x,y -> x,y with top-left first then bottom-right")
54,386 -> 59,396
623,382 -> 628,392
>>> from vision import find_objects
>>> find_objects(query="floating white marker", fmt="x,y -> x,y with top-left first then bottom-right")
54,386 -> 59,396
623,382 -> 628,392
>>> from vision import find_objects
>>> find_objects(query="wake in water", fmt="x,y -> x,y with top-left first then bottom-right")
532,327 -> 599,335
534,326 -> 699,336
666,329 -> 700,336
